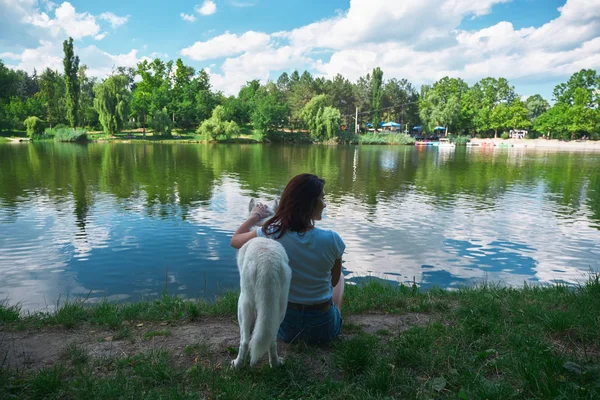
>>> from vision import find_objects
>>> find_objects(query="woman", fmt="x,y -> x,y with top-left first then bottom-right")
230,173 -> 345,344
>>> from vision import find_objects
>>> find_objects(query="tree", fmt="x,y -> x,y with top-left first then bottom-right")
149,107 -> 173,137
419,77 -> 468,135
63,37 -> 80,127
507,100 -> 531,131
324,74 -> 356,126
171,58 -> 198,129
78,65 -> 98,128
24,116 -> 45,137
132,59 -> 173,130
490,103 -> 511,137
383,78 -> 419,129
38,68 -> 64,129
320,106 -> 342,140
197,105 -> 240,140
93,74 -> 130,135
567,88 -> 595,137
251,86 -> 288,134
276,72 -> 290,95
287,71 -> 316,123
553,69 -> 598,106
301,94 -> 330,137
371,67 -> 384,129
300,94 -> 341,140
534,105 -> 570,139
525,94 -> 550,124
463,77 -> 515,136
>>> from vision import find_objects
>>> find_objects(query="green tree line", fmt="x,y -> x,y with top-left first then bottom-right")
1,37 -> 598,140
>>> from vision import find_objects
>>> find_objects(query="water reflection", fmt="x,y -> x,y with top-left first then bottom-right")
0,143 -> 599,310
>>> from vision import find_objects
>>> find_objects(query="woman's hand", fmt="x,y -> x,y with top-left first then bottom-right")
250,203 -> 269,220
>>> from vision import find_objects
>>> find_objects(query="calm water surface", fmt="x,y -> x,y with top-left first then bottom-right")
1,143 -> 599,310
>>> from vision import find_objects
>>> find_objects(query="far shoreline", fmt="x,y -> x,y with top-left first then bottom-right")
5,134 -> 600,151
469,137 -> 600,151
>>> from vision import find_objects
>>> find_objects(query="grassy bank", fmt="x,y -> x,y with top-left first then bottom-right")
1,275 -> 599,399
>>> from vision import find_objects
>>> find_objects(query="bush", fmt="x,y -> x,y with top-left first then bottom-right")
453,135 -> 470,145
265,130 -> 313,143
51,127 -> 87,142
53,123 -> 68,130
149,108 -> 172,137
359,133 -> 415,145
224,121 -> 241,139
500,132 -> 510,139
196,106 -> 241,141
24,116 -> 45,138
336,130 -> 359,144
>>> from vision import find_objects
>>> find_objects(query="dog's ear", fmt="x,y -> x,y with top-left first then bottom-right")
273,199 -> 279,211
249,198 -> 255,213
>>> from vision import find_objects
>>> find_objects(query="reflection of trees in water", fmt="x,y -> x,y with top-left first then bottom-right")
0,143 -> 599,230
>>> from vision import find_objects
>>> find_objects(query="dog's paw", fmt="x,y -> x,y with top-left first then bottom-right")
231,359 -> 240,369
271,357 -> 285,368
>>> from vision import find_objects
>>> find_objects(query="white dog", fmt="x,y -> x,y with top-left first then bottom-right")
232,199 -> 291,369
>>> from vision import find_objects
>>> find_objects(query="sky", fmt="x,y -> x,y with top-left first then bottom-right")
1,0 -> 599,101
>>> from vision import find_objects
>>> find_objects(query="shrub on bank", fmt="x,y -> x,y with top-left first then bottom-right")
501,132 -> 510,139
453,136 -> 470,145
359,133 -> 416,145
48,127 -> 88,142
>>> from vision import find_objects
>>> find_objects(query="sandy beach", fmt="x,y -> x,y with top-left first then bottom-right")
470,138 -> 600,151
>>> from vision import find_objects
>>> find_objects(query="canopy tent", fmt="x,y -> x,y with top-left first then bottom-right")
365,122 -> 385,128
412,125 -> 422,130
381,121 -> 401,127
433,126 -> 446,131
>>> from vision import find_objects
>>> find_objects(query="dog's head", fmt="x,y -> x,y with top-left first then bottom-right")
248,198 -> 279,226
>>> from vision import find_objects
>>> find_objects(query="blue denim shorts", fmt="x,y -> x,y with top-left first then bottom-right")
277,300 -> 342,345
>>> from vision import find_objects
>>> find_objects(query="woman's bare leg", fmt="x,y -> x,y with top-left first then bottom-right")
332,273 -> 345,312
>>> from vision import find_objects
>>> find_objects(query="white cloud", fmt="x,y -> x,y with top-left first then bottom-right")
7,40 -> 149,78
41,0 -> 57,11
209,45 -> 312,95
180,12 -> 196,22
77,46 -> 150,77
195,0 -> 217,16
199,0 -> 600,98
181,31 -> 270,61
150,51 -> 169,59
94,32 -> 107,41
0,52 -> 21,60
11,40 -> 63,72
98,12 -> 130,29
25,2 -> 100,40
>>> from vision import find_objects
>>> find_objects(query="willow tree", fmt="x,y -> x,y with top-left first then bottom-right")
93,74 -> 130,135
301,95 -> 341,140
63,37 -> 80,127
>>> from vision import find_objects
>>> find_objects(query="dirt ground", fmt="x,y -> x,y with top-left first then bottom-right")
0,313 -> 434,371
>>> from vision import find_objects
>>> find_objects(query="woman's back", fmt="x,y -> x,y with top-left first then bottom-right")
257,227 -> 345,305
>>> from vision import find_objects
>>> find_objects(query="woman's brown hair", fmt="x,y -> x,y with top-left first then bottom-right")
262,173 -> 325,239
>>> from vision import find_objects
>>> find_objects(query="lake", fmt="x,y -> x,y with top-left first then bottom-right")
1,142 -> 599,310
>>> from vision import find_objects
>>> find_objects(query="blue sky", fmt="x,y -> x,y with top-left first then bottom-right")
1,0 -> 599,101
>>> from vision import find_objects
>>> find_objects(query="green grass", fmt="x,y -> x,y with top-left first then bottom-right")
60,343 -> 89,366
358,133 -> 416,145
1,291 -> 240,330
0,136 -> 10,143
1,275 -> 599,399
143,329 -> 171,340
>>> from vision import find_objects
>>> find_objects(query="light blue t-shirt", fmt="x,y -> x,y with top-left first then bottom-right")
257,226 -> 345,305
